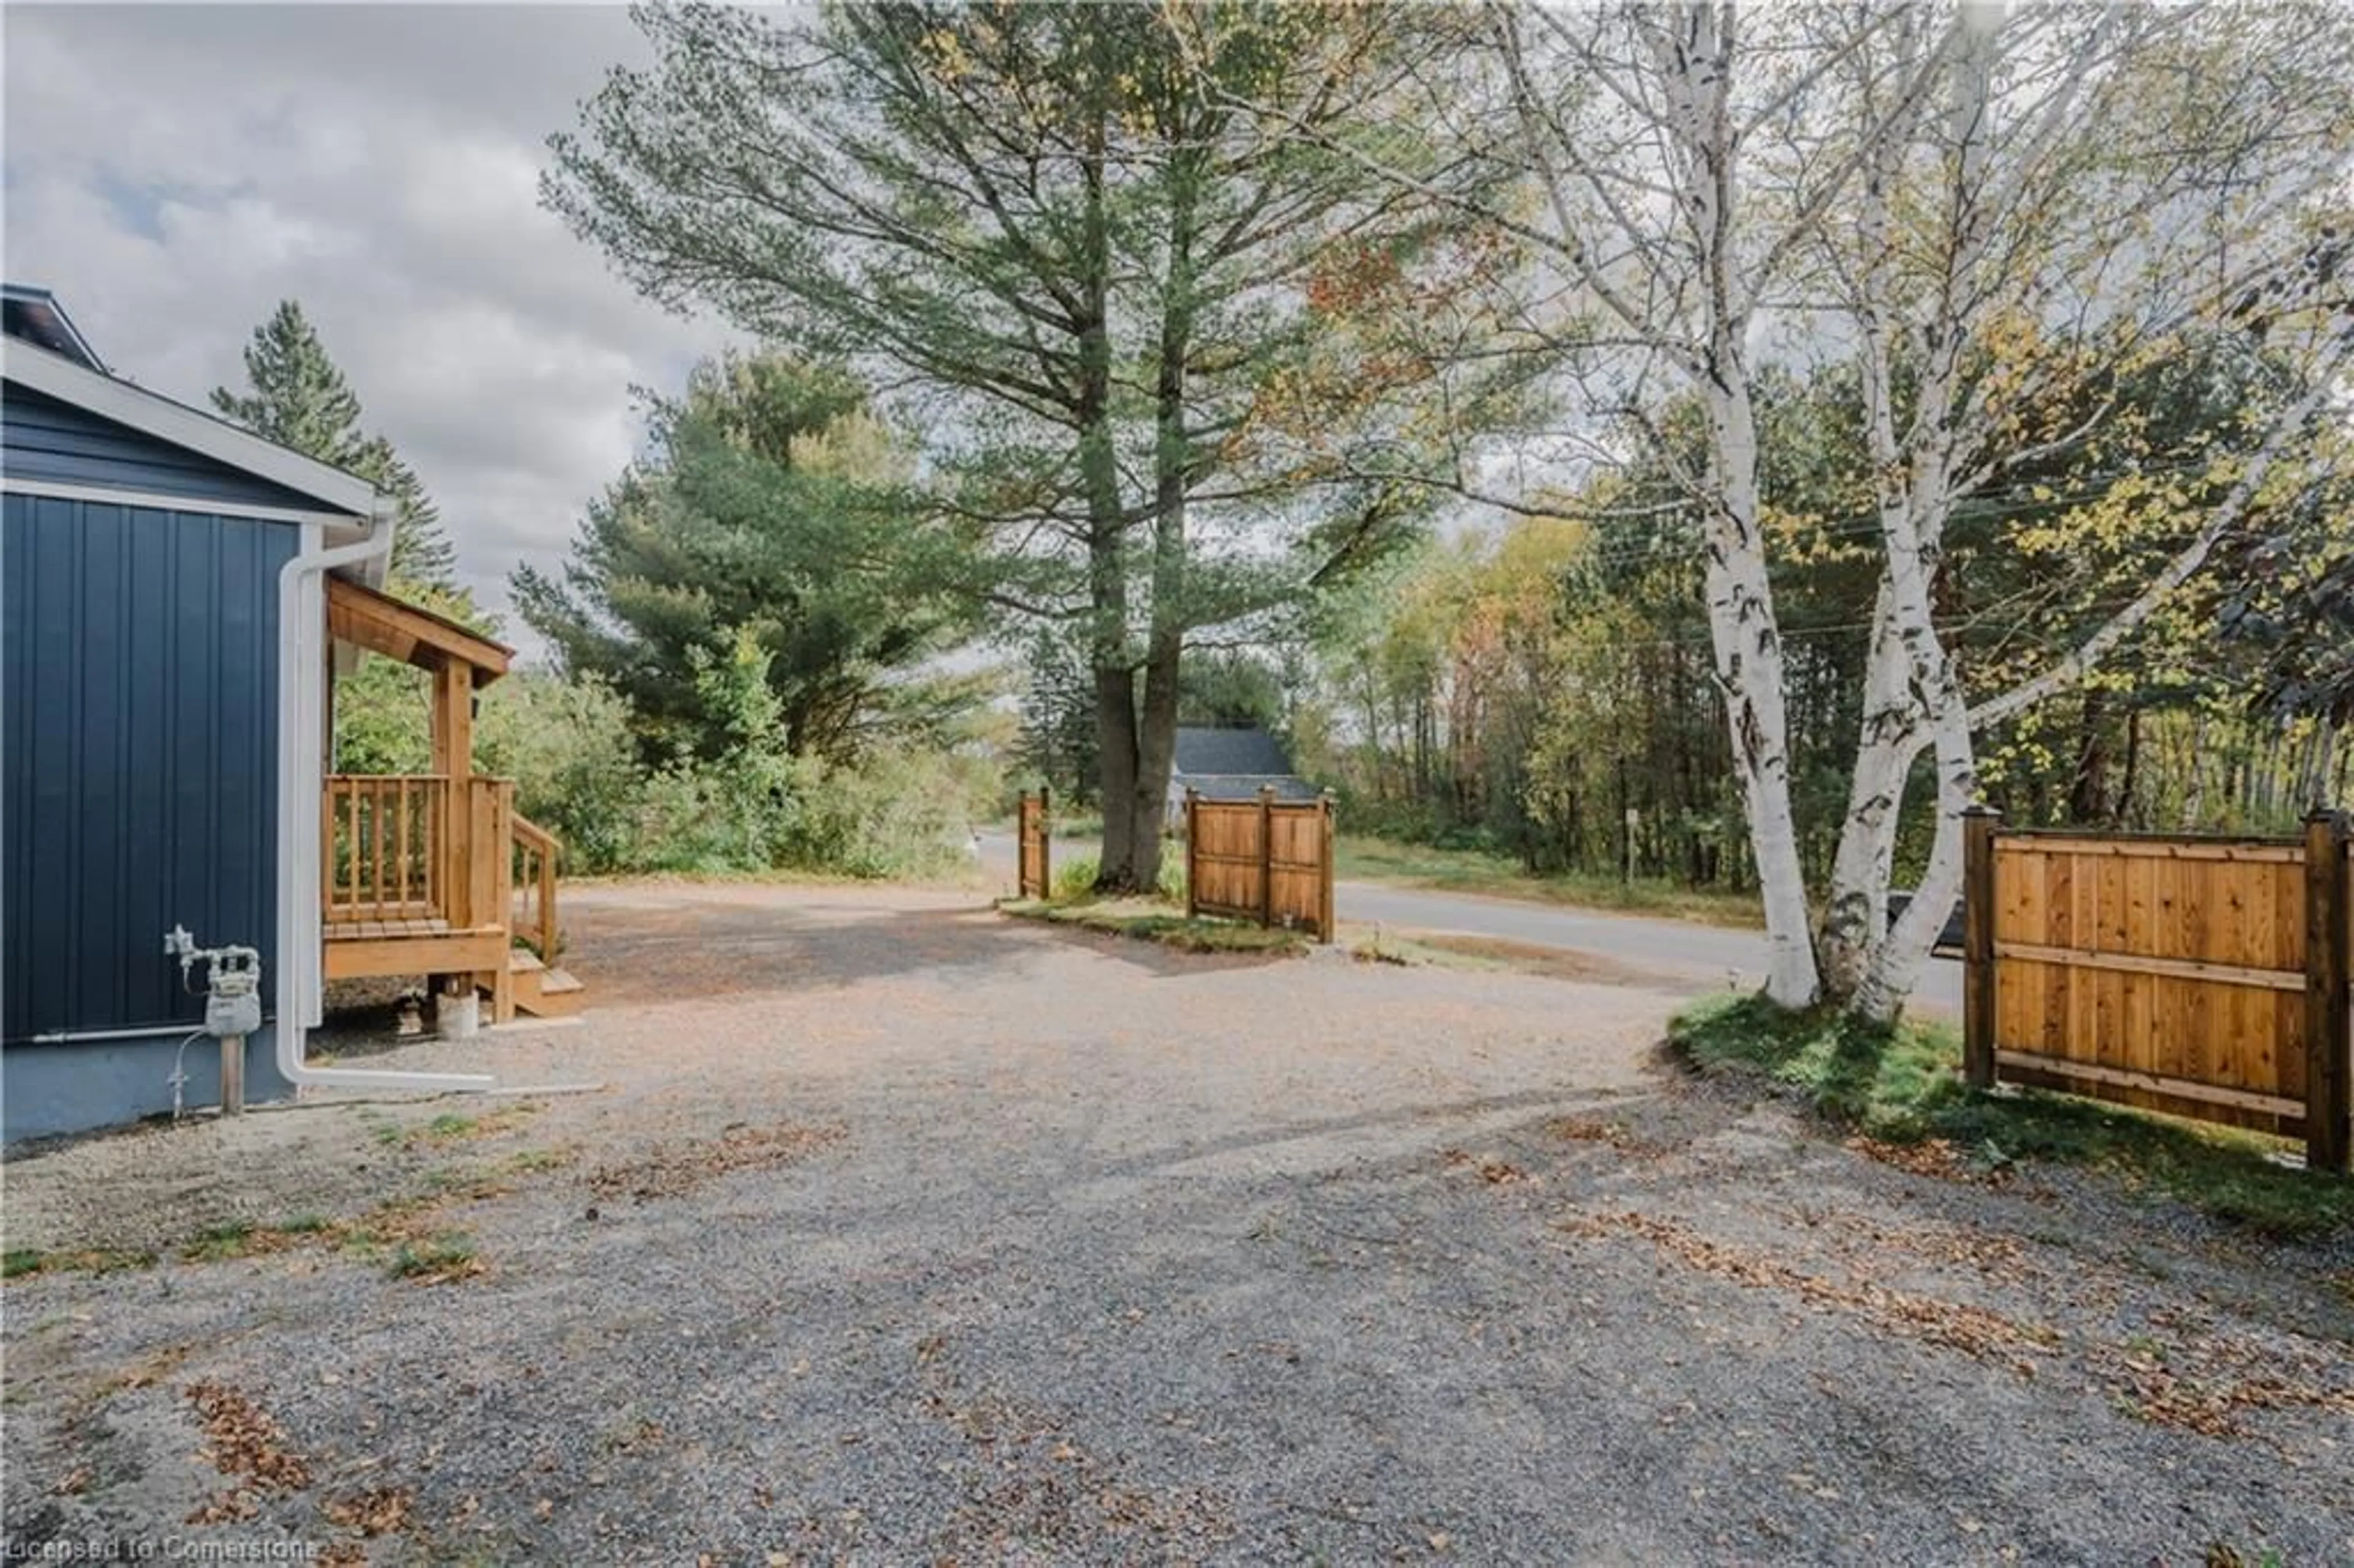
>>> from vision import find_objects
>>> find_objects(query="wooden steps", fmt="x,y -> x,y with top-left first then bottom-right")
508,949 -> 584,1019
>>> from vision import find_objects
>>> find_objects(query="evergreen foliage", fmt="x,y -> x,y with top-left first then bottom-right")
210,300 -> 459,590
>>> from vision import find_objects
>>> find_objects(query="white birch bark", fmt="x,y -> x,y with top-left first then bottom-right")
1658,4 -> 1823,1006
1843,2 -> 2003,1021
1819,585 -> 1914,997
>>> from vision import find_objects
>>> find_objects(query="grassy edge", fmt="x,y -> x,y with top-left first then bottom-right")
998,896 -> 1310,956
1333,835 -> 1766,930
1668,994 -> 2352,1240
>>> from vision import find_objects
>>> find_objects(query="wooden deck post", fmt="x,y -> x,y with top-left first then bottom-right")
1185,788 -> 1200,919
1038,785 -> 1051,901
219,1034 -> 245,1117
431,661 -> 475,927
1258,785 -> 1276,930
1962,805 -> 2002,1091
2304,810 -> 2352,1174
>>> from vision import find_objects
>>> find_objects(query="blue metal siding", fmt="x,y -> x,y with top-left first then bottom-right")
1,381 -> 330,512
2,492 -> 292,1043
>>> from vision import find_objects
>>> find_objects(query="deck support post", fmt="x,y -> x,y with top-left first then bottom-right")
219,1033 -> 245,1116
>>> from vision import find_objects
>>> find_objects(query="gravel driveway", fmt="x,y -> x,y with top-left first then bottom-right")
4,880 -> 2350,1565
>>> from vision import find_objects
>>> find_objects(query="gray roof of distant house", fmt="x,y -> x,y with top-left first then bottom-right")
1172,726 -> 1295,777
1177,773 -> 1322,802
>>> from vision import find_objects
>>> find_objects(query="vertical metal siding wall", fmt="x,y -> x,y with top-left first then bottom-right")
2,493 -> 294,1040
1,384 -> 326,511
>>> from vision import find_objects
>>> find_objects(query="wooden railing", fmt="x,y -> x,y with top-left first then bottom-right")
511,815 -> 560,960
323,774 -> 448,926
324,775 -> 550,948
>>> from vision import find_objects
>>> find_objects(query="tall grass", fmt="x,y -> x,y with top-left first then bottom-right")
1050,853 -> 1188,903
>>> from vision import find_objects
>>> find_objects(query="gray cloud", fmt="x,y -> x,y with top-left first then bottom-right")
2,3 -> 737,639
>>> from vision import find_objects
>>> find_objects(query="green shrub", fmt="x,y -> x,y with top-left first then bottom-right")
775,747 -> 981,880
476,672 -> 647,873
351,624 -> 1001,884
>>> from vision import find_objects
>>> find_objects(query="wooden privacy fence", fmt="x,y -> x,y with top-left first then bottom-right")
1185,787 -> 1336,942
1961,807 -> 2352,1172
1017,788 -> 1051,899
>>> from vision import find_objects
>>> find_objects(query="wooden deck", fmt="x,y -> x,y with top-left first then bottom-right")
320,580 -> 582,1021
320,773 -> 577,1012
322,922 -> 509,983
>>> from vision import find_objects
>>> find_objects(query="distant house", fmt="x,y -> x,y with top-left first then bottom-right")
1166,725 -> 1319,826
1,286 -> 576,1144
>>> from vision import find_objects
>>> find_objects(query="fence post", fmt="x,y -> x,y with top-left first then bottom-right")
1039,785 -> 1051,901
1319,792 -> 1336,943
1258,785 -> 1276,930
1962,805 -> 2001,1091
2304,809 -> 2351,1174
1185,788 -> 1199,920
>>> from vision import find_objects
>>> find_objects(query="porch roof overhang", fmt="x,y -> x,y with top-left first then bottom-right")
327,574 -> 513,686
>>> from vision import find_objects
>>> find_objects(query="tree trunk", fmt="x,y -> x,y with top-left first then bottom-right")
1820,587 -> 1917,999
1073,114 -> 1141,890
2068,690 -> 2109,824
1701,369 -> 1821,1007
1656,2 -> 1819,1007
1113,132 -> 1202,895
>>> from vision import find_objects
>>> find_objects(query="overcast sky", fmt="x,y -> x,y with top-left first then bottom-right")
3,4 -> 738,632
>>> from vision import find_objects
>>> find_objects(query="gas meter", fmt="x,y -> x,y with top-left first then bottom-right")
164,926 -> 264,1037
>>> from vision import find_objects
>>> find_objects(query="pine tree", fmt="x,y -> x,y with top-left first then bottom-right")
513,351 -> 977,764
210,300 -> 458,590
547,4 -> 1504,890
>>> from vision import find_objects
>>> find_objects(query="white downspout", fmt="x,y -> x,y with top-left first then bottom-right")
276,506 -> 493,1095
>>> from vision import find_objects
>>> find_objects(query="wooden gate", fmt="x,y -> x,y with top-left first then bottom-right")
1184,787 -> 1336,942
1961,807 -> 2352,1171
1017,788 -> 1051,899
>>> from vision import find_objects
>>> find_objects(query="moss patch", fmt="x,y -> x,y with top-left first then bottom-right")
1670,994 -> 2353,1240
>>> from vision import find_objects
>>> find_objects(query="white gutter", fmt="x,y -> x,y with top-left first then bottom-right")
275,506 -> 493,1095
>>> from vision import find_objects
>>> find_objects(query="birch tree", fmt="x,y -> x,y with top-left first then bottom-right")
1267,4 -> 1951,1005
1246,0 -> 2353,1014
1788,1 -> 2354,1016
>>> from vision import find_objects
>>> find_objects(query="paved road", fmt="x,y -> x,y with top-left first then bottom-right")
981,830 -> 1962,1015
1336,878 -> 1965,1016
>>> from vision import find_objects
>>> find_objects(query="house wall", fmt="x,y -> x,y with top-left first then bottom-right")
2,489 -> 300,1140
2,382 -> 328,512
5,1032 -> 283,1144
